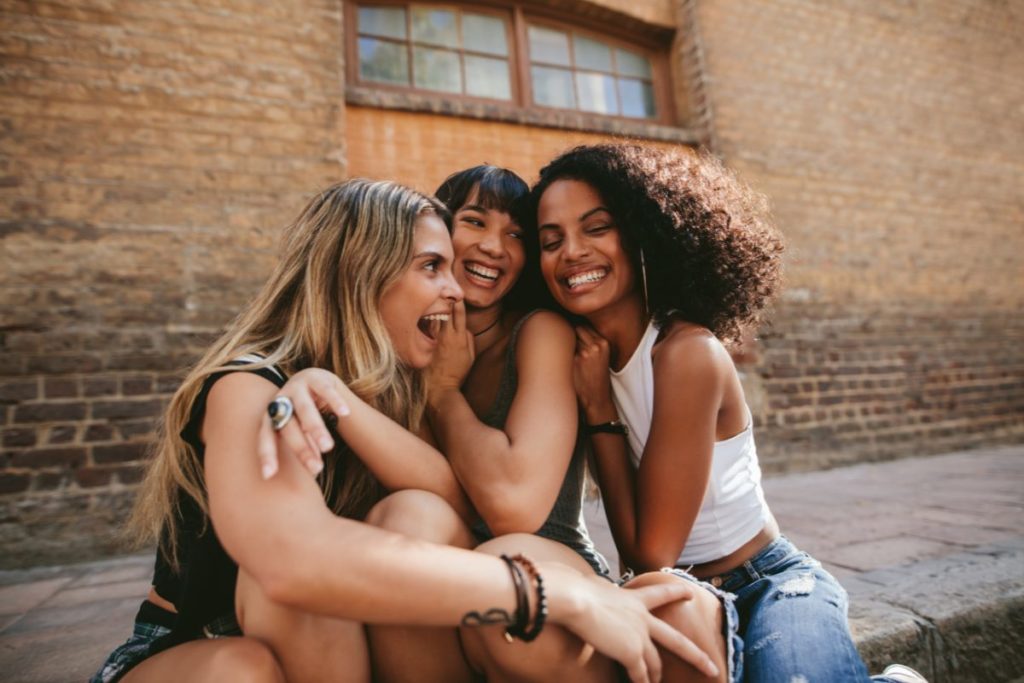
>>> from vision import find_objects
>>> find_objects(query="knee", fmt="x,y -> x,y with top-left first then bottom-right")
365,490 -> 471,546
206,638 -> 284,683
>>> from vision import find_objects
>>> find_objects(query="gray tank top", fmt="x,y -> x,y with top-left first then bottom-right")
472,310 -> 610,576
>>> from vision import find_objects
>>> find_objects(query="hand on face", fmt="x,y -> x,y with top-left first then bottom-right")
424,300 -> 475,397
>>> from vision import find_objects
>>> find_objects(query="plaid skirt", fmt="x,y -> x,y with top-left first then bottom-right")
90,601 -> 241,683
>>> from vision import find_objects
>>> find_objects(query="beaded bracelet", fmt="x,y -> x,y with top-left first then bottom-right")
499,554 -> 530,642
502,553 -> 548,643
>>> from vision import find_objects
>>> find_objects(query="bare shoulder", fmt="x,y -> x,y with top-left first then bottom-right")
517,310 -> 575,350
652,321 -> 733,384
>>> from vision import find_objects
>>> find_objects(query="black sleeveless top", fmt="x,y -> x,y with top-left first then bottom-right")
472,311 -> 609,576
148,362 -> 286,652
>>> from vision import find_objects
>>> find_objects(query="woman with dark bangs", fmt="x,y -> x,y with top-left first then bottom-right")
362,165 -> 723,683
527,143 -> 926,683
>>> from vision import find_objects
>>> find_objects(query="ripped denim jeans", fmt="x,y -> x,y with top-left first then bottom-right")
703,535 -> 880,683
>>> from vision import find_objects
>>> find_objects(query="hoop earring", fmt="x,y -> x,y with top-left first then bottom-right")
640,249 -> 650,315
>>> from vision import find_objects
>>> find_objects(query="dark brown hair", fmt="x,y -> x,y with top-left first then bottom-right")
528,144 -> 784,342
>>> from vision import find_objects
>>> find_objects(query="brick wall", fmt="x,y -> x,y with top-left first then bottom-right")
692,0 -> 1024,469
345,106 -> 680,191
2,0 -> 1021,566
0,0 -> 347,566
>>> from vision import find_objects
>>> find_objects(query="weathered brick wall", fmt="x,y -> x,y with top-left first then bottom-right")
0,0 -> 347,566
692,1 -> 1024,469
2,0 -> 1021,567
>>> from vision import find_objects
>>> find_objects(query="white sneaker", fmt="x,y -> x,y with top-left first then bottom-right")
881,664 -> 929,683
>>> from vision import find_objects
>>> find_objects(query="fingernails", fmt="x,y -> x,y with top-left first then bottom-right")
707,660 -> 720,677
261,462 -> 277,480
309,459 -> 324,475
337,403 -> 350,417
318,435 -> 333,451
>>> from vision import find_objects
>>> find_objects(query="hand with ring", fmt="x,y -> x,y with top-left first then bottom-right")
259,368 -> 352,480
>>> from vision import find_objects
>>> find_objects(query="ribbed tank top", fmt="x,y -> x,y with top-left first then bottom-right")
609,321 -> 770,566
472,311 -> 609,576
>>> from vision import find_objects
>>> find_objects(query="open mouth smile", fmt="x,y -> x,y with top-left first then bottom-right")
417,313 -> 450,340
464,262 -> 501,285
564,268 -> 608,291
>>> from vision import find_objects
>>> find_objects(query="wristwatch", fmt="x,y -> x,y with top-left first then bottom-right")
585,419 -> 629,436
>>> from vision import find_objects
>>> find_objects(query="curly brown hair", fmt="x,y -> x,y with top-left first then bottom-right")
527,143 -> 784,342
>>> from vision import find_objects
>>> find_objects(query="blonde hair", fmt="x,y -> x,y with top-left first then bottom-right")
130,179 -> 447,568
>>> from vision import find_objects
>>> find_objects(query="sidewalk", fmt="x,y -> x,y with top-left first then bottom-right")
1,446 -> 1022,682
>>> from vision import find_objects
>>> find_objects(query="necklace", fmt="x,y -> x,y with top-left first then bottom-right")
472,315 -> 502,337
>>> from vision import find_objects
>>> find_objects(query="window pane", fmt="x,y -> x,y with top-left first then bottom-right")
574,35 -> 612,72
358,6 -> 407,40
463,13 -> 507,56
359,37 -> 409,85
413,46 -> 462,93
531,65 -> 575,109
618,77 -> 656,118
411,7 -> 457,47
615,47 -> 652,78
528,26 -> 570,66
576,71 -> 617,114
465,55 -> 511,99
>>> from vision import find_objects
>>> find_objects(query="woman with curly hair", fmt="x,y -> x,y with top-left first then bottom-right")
91,178 -> 717,683
527,143 -> 917,682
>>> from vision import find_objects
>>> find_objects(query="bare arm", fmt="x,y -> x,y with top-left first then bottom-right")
575,328 -> 726,573
428,311 -> 579,535
255,368 -> 471,521
203,371 -> 719,682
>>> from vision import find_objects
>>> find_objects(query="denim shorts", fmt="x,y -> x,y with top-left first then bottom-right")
90,601 -> 241,683
620,568 -> 743,682
698,536 -> 874,683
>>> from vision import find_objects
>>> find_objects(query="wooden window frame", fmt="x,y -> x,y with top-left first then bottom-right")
345,0 -> 678,128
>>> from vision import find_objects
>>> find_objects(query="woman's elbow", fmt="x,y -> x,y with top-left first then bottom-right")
244,538 -> 315,607
480,491 -> 547,536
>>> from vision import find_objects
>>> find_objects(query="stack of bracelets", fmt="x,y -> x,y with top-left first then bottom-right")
499,554 -> 548,643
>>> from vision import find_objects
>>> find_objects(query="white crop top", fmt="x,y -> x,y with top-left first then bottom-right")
609,321 -> 770,566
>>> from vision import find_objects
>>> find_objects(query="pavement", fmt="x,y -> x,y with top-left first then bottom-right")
1,445 -> 1022,682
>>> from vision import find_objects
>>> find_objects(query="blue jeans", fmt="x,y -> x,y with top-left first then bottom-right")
706,536 -> 890,682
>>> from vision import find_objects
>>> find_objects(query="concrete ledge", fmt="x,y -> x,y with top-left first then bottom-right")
850,540 -> 1024,682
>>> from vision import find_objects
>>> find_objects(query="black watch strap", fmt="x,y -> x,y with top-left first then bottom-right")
586,420 -> 629,436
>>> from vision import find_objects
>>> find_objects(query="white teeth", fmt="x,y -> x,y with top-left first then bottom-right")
566,270 -> 607,288
466,263 -> 499,280
421,314 -> 450,322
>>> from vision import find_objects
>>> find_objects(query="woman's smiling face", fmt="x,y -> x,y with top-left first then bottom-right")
537,179 -> 639,318
450,186 -> 526,310
379,213 -> 464,369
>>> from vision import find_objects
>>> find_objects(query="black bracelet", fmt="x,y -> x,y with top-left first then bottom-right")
500,554 -> 530,642
504,554 -> 547,643
585,419 -> 629,436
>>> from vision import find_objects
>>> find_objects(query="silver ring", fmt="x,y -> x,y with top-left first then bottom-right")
268,396 -> 294,431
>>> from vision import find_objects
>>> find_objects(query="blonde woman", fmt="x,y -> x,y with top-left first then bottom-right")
92,179 -> 716,683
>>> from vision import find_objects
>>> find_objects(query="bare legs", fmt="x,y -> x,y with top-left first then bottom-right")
121,636 -> 285,683
459,533 -> 620,683
364,490 -> 479,683
234,568 -> 371,683
119,571 -> 369,683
